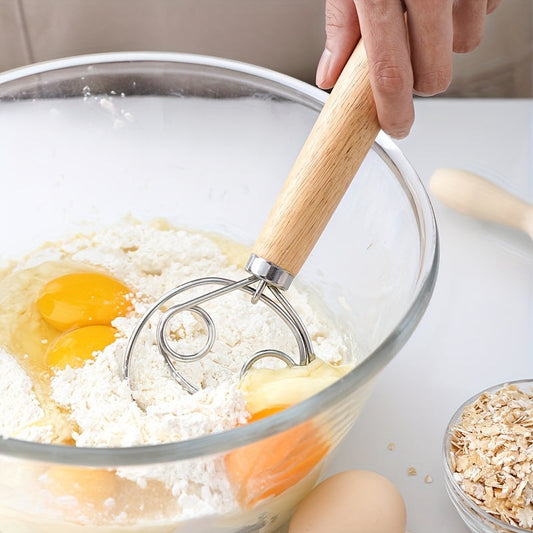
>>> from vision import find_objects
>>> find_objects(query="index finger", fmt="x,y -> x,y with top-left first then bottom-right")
354,0 -> 414,138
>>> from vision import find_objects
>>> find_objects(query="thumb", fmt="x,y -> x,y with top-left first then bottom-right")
317,0 -> 361,89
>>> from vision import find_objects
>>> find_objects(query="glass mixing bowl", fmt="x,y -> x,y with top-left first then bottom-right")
0,53 -> 439,533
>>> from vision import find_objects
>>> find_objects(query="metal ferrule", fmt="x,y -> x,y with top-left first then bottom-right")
245,253 -> 294,290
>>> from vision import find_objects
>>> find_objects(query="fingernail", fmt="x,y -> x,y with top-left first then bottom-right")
316,48 -> 332,88
391,128 -> 411,140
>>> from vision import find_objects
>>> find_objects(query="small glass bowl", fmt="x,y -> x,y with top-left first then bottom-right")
443,380 -> 533,533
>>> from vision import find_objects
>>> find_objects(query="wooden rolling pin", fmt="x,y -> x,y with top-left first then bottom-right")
430,168 -> 533,241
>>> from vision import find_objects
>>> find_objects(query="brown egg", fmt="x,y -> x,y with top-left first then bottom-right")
289,470 -> 406,533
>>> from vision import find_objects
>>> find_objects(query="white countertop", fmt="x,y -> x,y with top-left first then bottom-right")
1,89 -> 531,532
327,99 -> 533,532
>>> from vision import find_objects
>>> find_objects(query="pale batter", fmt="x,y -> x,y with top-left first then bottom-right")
0,220 -> 354,531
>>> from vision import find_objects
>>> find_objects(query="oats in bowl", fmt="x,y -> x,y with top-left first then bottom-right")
444,380 -> 533,533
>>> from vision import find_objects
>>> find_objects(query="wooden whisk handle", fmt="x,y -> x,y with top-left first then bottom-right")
251,41 -> 379,277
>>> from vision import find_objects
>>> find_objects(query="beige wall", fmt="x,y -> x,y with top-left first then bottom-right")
446,0 -> 532,97
0,0 -> 531,96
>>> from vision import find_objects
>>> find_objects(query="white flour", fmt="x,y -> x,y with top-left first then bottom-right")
0,350 -> 54,442
0,220 -> 349,519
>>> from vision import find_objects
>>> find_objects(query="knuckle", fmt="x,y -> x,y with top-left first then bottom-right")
355,0 -> 386,10
414,67 -> 452,96
371,60 -> 411,94
325,5 -> 343,31
325,1 -> 353,33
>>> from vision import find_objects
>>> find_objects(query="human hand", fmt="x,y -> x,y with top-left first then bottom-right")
316,0 -> 502,139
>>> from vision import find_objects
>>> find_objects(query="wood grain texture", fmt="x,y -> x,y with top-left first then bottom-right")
430,168 -> 533,240
252,41 -> 379,276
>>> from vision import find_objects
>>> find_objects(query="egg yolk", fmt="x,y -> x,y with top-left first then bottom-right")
45,466 -> 119,505
46,325 -> 118,370
37,272 -> 133,331
224,406 -> 330,508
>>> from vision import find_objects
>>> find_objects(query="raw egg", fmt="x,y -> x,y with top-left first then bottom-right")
225,406 -> 329,508
37,272 -> 132,331
46,325 -> 118,370
288,470 -> 406,533
45,466 -> 119,506
225,359 -> 354,507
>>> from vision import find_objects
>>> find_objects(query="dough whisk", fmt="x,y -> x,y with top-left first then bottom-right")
124,42 -> 380,393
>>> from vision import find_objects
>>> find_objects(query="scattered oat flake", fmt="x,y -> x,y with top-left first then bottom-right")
449,384 -> 533,529
408,467 -> 417,476
387,442 -> 395,451
424,475 -> 433,484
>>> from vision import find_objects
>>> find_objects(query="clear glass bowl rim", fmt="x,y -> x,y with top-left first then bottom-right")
442,378 -> 533,533
0,51 -> 439,466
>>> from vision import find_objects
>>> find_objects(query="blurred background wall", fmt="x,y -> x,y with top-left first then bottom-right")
0,0 -> 531,97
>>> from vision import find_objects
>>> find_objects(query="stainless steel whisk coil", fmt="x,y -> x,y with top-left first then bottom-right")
123,41 -> 378,395
123,255 -> 315,394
